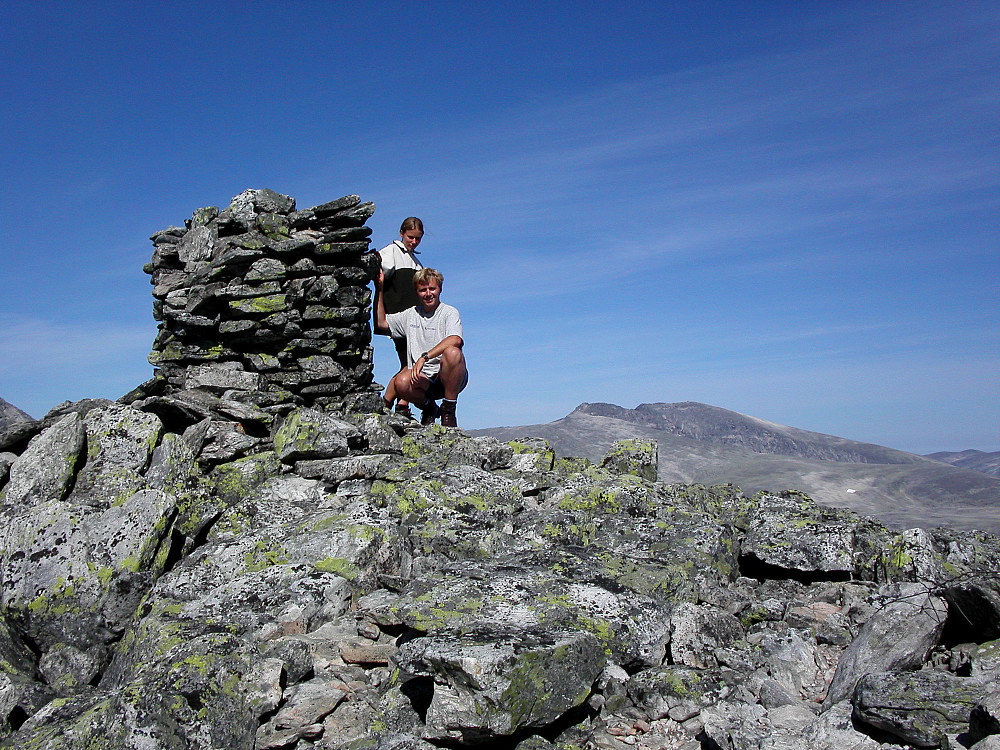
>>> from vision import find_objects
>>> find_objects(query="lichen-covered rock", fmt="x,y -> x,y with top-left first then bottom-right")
697,699 -> 769,750
255,677 -> 348,748
823,582 -> 948,707
600,438 -> 658,482
295,453 -> 393,484
801,700 -> 882,749
184,362 -> 262,392
144,430 -> 199,494
972,735 -> 1000,750
0,618 -> 54,738
512,503 -> 738,603
0,485 -> 176,662
970,690 -> 1000,745
356,414 -> 404,455
17,632 -> 260,749
0,670 -> 56,742
626,666 -> 736,723
369,462 -> 524,567
273,407 -> 361,461
0,412 -> 85,508
11,400 -> 1000,750
390,553 -> 671,669
880,526 -> 1000,586
198,420 -> 265,464
750,622 -> 832,702
207,451 -> 284,506
4,399 -> 1000,749
971,640 -> 1000,683
145,190 -> 380,413
157,498 -> 405,631
742,491 -> 889,579
68,403 -> 163,508
394,625 -> 605,742
669,603 -> 745,669
852,669 -> 985,746
503,437 -> 556,473
461,435 -> 515,470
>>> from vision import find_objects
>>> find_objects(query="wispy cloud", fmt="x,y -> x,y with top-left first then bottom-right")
362,11 -> 998,321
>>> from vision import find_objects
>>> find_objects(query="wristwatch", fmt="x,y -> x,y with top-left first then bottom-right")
420,352 -> 430,360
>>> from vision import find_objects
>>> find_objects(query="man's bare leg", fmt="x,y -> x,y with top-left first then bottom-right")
437,346 -> 467,401
391,345 -> 466,427
436,346 -> 467,427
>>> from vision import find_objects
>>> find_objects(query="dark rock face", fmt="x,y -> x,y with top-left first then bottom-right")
3,193 -> 1000,749
0,398 -> 37,475
0,398 -> 32,432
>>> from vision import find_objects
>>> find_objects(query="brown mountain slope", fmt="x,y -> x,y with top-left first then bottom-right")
926,449 -> 1000,478
471,402 -> 1000,534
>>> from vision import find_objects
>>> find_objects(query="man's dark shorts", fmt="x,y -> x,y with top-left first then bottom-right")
425,370 -> 470,401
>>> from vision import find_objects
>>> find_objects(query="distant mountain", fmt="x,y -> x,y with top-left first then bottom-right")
470,401 -> 1000,534
568,402 -> 924,464
926,449 -> 1000,479
0,397 -> 33,432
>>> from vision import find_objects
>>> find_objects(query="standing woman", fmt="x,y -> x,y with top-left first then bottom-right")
377,217 -> 424,417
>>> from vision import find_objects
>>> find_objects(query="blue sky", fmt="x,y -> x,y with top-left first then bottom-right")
1,1 -> 997,454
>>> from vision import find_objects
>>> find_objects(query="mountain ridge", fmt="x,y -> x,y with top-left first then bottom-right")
926,448 -> 1000,478
571,401 -> 924,465
472,401 -> 1000,533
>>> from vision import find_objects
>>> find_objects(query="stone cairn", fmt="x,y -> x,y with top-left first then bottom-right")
144,188 -> 382,416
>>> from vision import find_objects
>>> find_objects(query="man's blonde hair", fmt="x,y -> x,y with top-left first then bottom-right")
413,267 -> 443,288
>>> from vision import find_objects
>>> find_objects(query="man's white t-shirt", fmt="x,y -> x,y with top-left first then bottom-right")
386,303 -> 463,377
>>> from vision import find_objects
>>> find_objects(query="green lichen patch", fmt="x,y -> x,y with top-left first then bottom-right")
553,456 -> 592,475
242,540 -> 289,572
228,294 -> 290,316
313,557 -> 360,580
209,453 -> 282,504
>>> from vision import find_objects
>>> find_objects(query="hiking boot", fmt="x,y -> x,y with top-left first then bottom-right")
419,400 -> 439,426
395,403 -> 414,420
439,400 -> 458,428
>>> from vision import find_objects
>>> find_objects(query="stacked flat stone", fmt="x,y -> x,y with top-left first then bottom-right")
144,188 -> 381,414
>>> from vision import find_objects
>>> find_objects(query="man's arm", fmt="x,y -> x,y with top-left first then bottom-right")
417,335 -> 463,362
373,269 -> 389,334
410,335 -> 463,382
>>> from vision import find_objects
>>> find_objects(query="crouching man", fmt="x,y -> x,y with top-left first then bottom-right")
374,267 -> 468,427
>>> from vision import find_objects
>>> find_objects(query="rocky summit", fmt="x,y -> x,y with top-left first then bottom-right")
2,190 -> 1000,750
